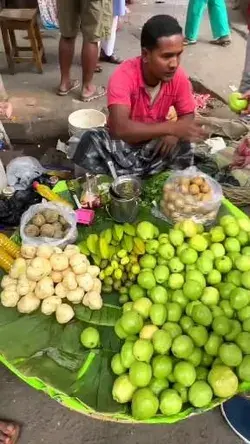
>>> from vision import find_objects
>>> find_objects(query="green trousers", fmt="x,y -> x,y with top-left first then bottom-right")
185,0 -> 230,41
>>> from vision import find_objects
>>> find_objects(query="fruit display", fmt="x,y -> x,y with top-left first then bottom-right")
107,216 -> 250,420
23,208 -> 70,240
160,168 -> 222,225
0,244 -> 103,323
2,185 -> 250,424
79,222 -> 153,300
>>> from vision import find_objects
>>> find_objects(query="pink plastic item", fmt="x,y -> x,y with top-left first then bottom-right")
75,209 -> 95,225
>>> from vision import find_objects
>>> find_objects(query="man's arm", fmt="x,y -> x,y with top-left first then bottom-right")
108,105 -> 203,144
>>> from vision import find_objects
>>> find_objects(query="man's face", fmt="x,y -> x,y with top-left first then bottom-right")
143,34 -> 184,82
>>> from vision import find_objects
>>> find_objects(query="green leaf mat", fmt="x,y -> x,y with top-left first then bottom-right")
0,176 -> 250,423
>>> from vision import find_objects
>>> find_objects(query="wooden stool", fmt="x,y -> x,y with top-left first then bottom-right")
0,8 -> 46,74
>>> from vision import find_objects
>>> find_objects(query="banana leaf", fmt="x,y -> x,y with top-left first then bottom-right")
0,183 -> 249,423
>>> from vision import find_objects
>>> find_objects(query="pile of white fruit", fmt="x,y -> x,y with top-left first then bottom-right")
0,244 -> 102,324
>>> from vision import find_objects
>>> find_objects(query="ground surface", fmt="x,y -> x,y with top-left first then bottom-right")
0,1 -> 247,443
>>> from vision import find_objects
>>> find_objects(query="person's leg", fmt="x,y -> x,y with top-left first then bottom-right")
185,0 -> 208,42
221,395 -> 250,443
100,16 -> 123,63
0,421 -> 20,443
57,0 -> 80,95
240,32 -> 250,93
208,0 -> 231,43
80,0 -> 112,102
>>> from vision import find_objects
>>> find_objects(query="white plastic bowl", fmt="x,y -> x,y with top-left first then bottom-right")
68,109 -> 106,136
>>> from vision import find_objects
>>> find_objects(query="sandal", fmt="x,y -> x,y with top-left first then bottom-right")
80,86 -> 106,102
183,38 -> 197,46
95,65 -> 103,73
0,422 -> 20,444
210,36 -> 231,47
57,79 -> 80,96
100,51 -> 123,64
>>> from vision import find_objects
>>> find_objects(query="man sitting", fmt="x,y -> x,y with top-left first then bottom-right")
73,14 -> 205,176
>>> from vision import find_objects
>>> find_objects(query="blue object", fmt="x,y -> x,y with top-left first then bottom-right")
221,395 -> 250,443
113,0 -> 126,17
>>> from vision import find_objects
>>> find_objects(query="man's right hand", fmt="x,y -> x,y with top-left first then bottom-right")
241,91 -> 250,115
170,119 -> 207,141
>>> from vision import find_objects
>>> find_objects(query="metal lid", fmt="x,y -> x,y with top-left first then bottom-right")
2,186 -> 15,197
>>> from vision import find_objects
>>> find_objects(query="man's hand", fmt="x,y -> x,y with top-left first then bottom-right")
241,91 -> 250,115
156,135 -> 178,158
170,119 -> 206,141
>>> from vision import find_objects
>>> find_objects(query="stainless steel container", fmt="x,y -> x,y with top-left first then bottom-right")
109,175 -> 141,223
111,175 -> 141,199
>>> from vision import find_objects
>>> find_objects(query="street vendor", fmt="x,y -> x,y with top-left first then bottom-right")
73,14 -> 206,176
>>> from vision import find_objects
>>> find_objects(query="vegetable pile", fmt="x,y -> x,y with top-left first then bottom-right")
0,244 -> 103,323
104,217 -> 250,420
24,209 -> 70,240
160,171 -> 221,224
79,223 -> 148,298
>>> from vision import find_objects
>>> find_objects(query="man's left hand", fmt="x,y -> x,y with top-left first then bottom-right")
157,135 -> 178,158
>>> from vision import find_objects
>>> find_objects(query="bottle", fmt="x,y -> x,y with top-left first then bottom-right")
0,234 -> 20,258
33,182 -> 73,208
0,246 -> 14,272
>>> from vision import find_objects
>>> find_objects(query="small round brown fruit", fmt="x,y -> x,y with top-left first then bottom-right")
189,184 -> 200,195
202,192 -> 212,202
40,224 -> 55,238
191,176 -> 204,186
167,202 -> 175,212
200,182 -> 211,194
24,224 -> 40,237
175,198 -> 184,209
31,213 -> 46,227
180,185 -> 189,195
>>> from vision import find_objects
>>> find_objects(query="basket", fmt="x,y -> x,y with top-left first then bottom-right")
68,109 -> 106,136
222,184 -> 250,207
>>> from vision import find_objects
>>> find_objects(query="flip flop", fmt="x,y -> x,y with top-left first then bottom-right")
57,80 -> 80,96
210,37 -> 231,47
100,51 -> 123,64
183,38 -> 197,46
95,65 -> 103,73
80,86 -> 106,103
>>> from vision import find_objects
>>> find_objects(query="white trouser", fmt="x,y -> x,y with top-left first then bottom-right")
101,16 -> 119,57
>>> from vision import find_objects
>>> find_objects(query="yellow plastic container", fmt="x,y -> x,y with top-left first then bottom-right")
33,182 -> 73,208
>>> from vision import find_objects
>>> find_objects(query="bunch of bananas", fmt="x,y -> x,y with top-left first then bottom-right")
78,223 -> 145,301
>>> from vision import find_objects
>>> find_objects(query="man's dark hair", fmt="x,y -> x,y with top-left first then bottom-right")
141,15 -> 182,50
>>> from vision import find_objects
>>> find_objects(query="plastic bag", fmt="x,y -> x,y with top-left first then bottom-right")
20,202 -> 77,247
7,157 -> 45,190
154,166 -> 223,225
232,134 -> 250,169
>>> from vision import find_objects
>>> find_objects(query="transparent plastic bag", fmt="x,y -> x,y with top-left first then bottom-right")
153,166 -> 223,225
20,202 -> 77,247
7,156 -> 45,190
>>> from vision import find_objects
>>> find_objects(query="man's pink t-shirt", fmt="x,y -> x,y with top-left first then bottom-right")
107,56 -> 196,123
